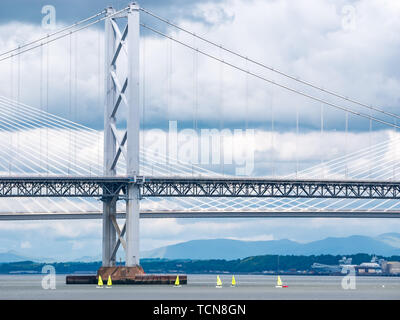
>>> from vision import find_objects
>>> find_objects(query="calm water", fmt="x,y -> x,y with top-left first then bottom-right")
0,274 -> 399,300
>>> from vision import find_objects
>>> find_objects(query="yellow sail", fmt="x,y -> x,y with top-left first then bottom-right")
231,275 -> 236,286
277,276 -> 282,286
107,276 -> 112,287
97,275 -> 103,287
216,275 -> 222,287
174,275 -> 180,286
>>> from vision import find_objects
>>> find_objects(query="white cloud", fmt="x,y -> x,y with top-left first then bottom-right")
0,220 -> 101,239
138,0 -> 400,129
0,22 -> 104,128
0,0 -> 400,259
0,125 -> 399,215
2,215 -> 400,257
0,0 -> 398,130
227,234 -> 274,242
20,241 -> 31,249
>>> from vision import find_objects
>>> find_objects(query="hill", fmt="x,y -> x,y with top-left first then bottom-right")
142,234 -> 400,260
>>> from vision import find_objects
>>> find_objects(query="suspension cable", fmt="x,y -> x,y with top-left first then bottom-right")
139,6 -> 400,121
68,32 -> 72,175
0,9 -> 106,58
0,7 -> 129,63
141,23 -> 400,131
40,43 -> 43,172
46,37 -> 49,173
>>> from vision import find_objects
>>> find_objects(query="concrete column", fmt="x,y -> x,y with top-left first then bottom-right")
102,198 -> 116,266
126,184 -> 140,266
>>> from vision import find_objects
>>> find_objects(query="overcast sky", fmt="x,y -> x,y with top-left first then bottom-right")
0,0 -> 400,260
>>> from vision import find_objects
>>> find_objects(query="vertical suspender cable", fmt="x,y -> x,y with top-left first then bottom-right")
245,58 -> 249,132
88,29 -> 92,176
74,33 -> 78,174
296,104 -> 299,178
17,45 -> 20,169
17,46 -> 20,101
68,32 -> 72,175
192,37 -> 196,176
271,82 -> 275,177
320,103 -> 324,178
369,117 -> 372,178
142,29 -> 146,165
195,46 -> 198,134
10,54 -> 13,101
46,35 -> 49,174
194,39 -> 199,176
345,111 -> 348,178
168,38 -> 172,175
40,44 -> 43,173
192,37 -> 196,130
195,41 -> 199,161
219,47 -> 224,175
98,26 -> 102,174
166,38 -> 169,175
394,119 -> 396,180
140,24 -> 400,131
245,58 -> 249,177
170,38 -> 173,175
9,54 -> 13,174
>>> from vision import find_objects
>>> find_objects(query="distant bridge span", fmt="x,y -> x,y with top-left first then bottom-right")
1,210 -> 400,220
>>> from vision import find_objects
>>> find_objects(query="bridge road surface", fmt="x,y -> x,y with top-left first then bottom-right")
0,274 -> 399,300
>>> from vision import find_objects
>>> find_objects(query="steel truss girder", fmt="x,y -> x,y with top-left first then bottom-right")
140,178 -> 400,199
1,177 -> 400,200
0,177 -> 124,198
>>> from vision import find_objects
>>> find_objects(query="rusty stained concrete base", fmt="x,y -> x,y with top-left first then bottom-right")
66,266 -> 187,285
97,265 -> 145,281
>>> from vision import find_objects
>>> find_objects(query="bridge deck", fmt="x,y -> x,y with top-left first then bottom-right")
0,210 -> 400,220
0,176 -> 399,199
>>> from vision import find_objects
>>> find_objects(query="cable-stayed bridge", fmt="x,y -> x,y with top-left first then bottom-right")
0,2 -> 399,268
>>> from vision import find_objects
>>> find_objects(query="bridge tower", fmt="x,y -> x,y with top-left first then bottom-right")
102,3 -> 141,270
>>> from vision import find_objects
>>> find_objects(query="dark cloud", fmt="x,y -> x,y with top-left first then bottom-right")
0,0 -> 224,26
0,0 -> 398,133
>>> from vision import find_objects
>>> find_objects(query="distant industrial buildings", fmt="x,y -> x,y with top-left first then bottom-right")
380,261 -> 400,275
312,256 -> 400,275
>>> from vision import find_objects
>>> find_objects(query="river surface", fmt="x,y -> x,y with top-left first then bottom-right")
0,274 -> 399,300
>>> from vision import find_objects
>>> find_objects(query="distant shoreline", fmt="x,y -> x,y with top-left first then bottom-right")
1,253 -> 400,276
2,272 -> 400,277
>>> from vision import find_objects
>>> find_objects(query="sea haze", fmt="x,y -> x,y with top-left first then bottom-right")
1,233 -> 400,263
141,233 -> 400,260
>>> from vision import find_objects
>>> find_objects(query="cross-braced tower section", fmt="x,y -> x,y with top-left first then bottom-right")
102,3 -> 140,269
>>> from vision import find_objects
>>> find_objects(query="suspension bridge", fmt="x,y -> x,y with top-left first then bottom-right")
0,2 -> 399,271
